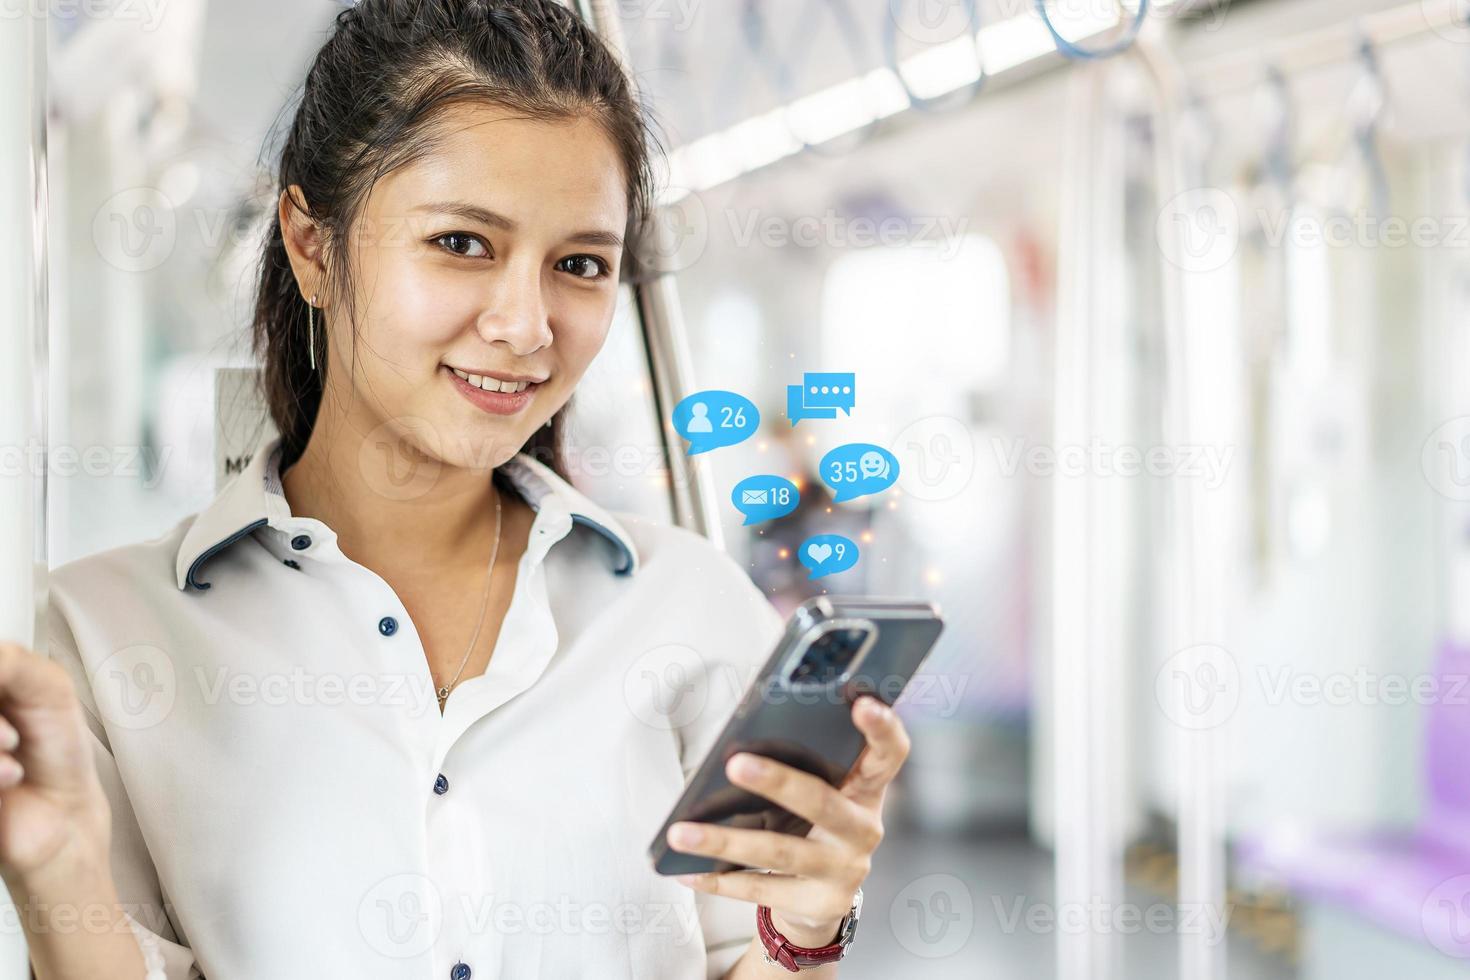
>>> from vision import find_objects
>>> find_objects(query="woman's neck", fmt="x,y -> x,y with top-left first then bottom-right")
280,409 -> 507,575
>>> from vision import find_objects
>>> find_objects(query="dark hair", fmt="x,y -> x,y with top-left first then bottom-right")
252,0 -> 661,478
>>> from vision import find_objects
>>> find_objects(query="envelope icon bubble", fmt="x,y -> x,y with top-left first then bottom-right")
731,475 -> 800,526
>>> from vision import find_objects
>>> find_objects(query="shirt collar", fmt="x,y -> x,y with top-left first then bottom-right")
175,430 -> 640,591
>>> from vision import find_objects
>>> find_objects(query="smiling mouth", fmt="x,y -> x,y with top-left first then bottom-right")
446,366 -> 540,393
442,365 -> 544,417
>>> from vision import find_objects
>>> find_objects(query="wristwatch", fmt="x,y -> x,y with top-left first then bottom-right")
756,888 -> 862,972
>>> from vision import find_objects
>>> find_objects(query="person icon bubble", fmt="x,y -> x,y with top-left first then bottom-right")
673,390 -> 759,455
859,450 -> 890,480
686,401 -> 712,433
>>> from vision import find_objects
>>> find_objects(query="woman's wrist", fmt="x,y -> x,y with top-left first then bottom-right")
5,830 -> 111,900
767,909 -> 844,949
7,846 -> 150,980
2,798 -> 112,899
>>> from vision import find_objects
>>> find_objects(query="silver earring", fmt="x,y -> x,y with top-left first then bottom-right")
308,295 -> 318,371
544,417 -> 553,429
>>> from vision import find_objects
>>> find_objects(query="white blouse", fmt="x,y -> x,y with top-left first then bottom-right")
44,429 -> 785,980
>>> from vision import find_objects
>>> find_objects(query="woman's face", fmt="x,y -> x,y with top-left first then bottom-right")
313,102 -> 629,471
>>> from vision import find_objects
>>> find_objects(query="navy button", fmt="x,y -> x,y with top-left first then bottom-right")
291,534 -> 312,551
451,963 -> 471,980
378,616 -> 398,636
434,773 -> 449,795
283,559 -> 300,570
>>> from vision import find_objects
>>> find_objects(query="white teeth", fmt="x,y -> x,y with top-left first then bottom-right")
449,367 -> 533,393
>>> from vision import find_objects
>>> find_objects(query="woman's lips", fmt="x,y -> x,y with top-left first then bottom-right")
444,365 -> 541,416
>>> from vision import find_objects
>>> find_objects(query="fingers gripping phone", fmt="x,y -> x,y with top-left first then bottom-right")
648,596 -> 945,876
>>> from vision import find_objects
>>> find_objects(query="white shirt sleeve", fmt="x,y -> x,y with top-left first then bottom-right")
46,615 -> 202,980
667,538 -> 788,980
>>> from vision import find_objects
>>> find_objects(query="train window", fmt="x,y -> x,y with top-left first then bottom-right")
821,234 -> 1012,412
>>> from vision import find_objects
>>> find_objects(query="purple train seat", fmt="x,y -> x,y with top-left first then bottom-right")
1235,640 -> 1470,954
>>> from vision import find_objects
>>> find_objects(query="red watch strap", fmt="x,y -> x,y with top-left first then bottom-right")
755,903 -> 847,971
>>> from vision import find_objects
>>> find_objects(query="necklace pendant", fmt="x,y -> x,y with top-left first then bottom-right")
437,685 -> 450,706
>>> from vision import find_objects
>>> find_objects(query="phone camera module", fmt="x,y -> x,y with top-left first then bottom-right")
789,625 -> 871,687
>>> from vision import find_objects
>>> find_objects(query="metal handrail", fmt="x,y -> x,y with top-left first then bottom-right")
0,9 -> 48,654
567,0 -> 726,549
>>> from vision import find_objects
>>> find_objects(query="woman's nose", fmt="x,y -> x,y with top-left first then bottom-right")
475,262 -> 553,354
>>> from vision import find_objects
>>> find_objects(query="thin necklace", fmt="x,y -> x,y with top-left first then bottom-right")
436,485 -> 503,712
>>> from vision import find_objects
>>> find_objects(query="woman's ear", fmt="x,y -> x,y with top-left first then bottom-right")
279,185 -> 328,301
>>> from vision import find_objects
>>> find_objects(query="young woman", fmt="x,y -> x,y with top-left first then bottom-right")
0,2 -> 912,977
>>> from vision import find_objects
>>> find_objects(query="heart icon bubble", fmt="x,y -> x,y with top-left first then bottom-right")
673,390 -> 760,456
731,475 -> 801,526
798,534 -> 859,580
819,443 -> 900,503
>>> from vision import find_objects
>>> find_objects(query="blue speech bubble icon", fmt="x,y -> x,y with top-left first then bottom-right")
785,372 -> 855,426
820,443 -> 900,503
798,534 -> 859,579
731,475 -> 800,526
673,390 -> 760,455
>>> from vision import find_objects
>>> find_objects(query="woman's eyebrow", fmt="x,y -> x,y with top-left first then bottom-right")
414,201 -> 624,250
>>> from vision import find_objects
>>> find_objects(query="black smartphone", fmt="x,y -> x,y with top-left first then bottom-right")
648,595 -> 945,876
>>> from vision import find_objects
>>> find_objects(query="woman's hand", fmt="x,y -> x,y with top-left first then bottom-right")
0,642 -> 112,891
0,642 -> 149,980
665,694 -> 911,948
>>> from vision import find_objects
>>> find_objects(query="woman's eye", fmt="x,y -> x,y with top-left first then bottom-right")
558,255 -> 610,281
434,233 -> 490,259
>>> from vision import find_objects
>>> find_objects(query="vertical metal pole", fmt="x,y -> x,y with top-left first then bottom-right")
0,0 -> 48,652
567,0 -> 725,548
1136,36 -> 1229,980
1051,60 -> 1129,980
0,7 -> 47,977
